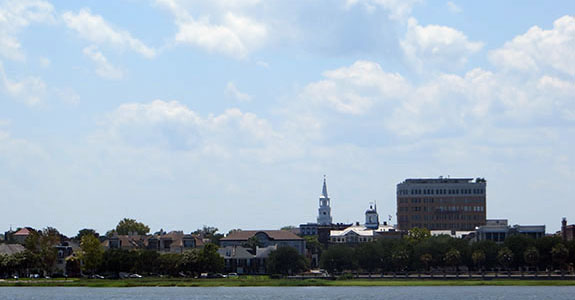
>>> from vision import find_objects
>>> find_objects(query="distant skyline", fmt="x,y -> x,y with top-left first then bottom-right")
1,0 -> 575,236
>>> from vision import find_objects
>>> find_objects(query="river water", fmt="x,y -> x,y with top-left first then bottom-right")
0,286 -> 573,299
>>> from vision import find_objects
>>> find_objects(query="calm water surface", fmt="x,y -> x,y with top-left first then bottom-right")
0,286 -> 573,299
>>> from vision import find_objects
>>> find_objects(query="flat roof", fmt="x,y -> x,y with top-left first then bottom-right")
399,177 -> 485,184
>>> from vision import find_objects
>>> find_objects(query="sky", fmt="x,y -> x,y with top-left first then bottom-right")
1,0 -> 575,236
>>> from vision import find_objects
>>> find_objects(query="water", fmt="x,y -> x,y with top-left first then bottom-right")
0,286 -> 573,300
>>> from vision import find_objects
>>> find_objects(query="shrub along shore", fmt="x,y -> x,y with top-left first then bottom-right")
2,277 -> 575,287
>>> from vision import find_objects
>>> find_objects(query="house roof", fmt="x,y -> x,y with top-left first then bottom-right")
13,227 -> 33,236
220,230 -> 303,241
330,224 -> 397,238
0,244 -> 26,255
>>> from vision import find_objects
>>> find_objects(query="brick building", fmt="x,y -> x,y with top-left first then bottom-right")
396,177 -> 486,231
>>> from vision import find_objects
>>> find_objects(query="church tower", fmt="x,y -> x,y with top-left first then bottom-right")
317,176 -> 333,225
365,202 -> 379,229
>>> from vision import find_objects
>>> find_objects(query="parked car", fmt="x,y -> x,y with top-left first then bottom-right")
129,274 -> 143,278
227,273 -> 239,278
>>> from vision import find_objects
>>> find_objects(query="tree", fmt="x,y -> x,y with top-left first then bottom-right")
472,250 -> 486,271
74,229 -> 99,241
497,247 -> 514,271
267,246 -> 308,275
471,240 -> 499,270
114,218 -> 150,235
523,246 -> 539,271
25,227 -> 61,276
243,236 -> 262,252
80,234 -> 104,275
181,245 -> 224,276
320,246 -> 355,274
355,243 -> 379,273
406,227 -> 431,244
157,253 -> 183,276
194,226 -> 224,245
392,248 -> 410,272
420,253 -> 433,271
444,248 -> 461,271
551,243 -> 569,270
199,243 -> 224,273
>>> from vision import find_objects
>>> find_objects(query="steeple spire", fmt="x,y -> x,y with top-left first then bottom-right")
322,175 -> 328,198
317,175 -> 332,225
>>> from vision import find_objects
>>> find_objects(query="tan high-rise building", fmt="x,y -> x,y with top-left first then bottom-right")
396,177 -> 486,231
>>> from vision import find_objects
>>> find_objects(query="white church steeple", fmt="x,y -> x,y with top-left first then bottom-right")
317,176 -> 333,225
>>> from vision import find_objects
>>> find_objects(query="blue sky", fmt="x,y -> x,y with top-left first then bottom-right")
1,0 -> 575,236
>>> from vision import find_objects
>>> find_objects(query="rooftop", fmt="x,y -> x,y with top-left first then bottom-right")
220,230 -> 303,241
400,177 -> 486,184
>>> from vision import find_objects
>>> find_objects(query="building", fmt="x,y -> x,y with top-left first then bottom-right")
561,218 -> 575,241
330,204 -> 400,244
220,230 -> 306,255
9,227 -> 35,244
317,176 -> 332,225
217,245 -> 277,274
102,231 -> 203,253
0,244 -> 26,256
396,177 -> 487,231
475,219 -> 545,243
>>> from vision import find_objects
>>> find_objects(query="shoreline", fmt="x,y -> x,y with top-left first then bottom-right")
2,278 -> 575,287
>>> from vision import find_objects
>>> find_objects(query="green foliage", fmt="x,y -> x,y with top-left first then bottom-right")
181,243 -> 224,275
392,247 -> 410,271
114,218 -> 150,235
304,235 -> 323,254
193,226 -> 224,245
25,227 -> 61,275
75,229 -> 99,241
101,249 -> 139,274
80,234 -> 104,274
267,246 -> 308,275
497,247 -> 514,269
551,243 -> 569,270
523,246 -> 539,267
405,227 -> 431,244
444,248 -> 461,268
471,250 -> 486,270
243,236 -> 262,252
157,253 -> 183,276
355,243 -> 380,272
419,253 -> 432,271
320,246 -> 355,274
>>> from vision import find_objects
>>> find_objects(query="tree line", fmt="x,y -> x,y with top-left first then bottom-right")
319,228 -> 575,274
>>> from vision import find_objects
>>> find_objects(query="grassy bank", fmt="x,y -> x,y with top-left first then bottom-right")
2,277 -> 575,287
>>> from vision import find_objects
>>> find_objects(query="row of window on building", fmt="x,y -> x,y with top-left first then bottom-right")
398,205 -> 484,213
397,188 -> 485,196
408,223 -> 476,230
330,236 -> 374,243
399,214 -> 482,221
398,198 -> 483,204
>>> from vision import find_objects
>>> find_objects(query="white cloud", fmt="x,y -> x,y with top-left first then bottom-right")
489,15 -> 575,76
345,0 -> 421,20
447,1 -> 462,14
83,46 -> 124,80
225,82 -> 252,102
401,18 -> 483,71
156,0 -> 267,58
0,60 -> 46,106
256,60 -> 269,68
0,0 -> 54,61
102,100 -> 281,157
301,60 -> 409,115
62,9 -> 156,58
